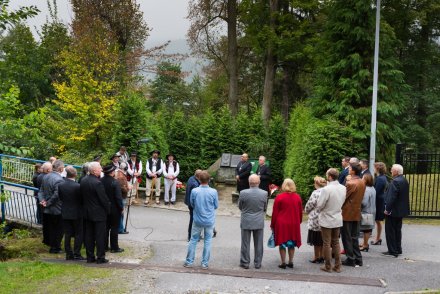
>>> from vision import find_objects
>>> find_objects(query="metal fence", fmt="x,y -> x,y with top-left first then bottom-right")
0,154 -> 82,185
1,181 -> 39,226
0,154 -> 82,226
396,144 -> 440,218
0,154 -> 46,185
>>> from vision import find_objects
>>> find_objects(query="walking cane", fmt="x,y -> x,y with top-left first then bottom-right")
123,138 -> 151,233
124,160 -> 138,233
124,177 -> 135,233
144,176 -> 156,206
151,176 -> 157,204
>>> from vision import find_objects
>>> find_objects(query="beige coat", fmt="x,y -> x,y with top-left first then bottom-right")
317,181 -> 346,228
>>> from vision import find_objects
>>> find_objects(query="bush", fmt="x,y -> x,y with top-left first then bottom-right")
0,223 -> 44,261
284,104 -> 362,201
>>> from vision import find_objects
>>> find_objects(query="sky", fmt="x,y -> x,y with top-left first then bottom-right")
9,0 -> 190,42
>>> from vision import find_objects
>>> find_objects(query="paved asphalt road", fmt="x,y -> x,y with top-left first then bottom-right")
118,205 -> 440,293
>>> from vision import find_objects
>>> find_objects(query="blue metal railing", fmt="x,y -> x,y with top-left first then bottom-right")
1,181 -> 39,226
0,154 -> 82,226
0,154 -> 81,185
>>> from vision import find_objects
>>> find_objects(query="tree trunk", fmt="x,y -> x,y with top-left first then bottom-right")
262,0 -> 278,124
281,64 -> 290,123
228,0 -> 238,117
262,50 -> 276,123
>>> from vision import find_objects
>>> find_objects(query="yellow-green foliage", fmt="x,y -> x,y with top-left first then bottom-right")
52,30 -> 120,154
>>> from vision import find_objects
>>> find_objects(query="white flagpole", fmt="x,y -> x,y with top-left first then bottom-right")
369,0 -> 381,175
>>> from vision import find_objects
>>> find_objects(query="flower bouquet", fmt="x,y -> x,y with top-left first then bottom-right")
176,181 -> 186,193
269,184 -> 279,198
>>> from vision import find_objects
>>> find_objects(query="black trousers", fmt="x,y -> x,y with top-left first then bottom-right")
63,218 -> 84,257
341,220 -> 362,263
106,212 -> 121,250
43,213 -> 63,250
42,213 -> 50,246
35,197 -> 42,224
188,207 -> 194,241
385,215 -> 403,254
85,219 -> 106,261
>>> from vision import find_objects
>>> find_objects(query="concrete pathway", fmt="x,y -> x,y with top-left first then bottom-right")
116,205 -> 440,293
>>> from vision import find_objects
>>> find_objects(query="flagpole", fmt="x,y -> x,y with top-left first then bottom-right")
369,0 -> 381,175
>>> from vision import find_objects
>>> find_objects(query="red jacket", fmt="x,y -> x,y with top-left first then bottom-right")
270,192 -> 303,247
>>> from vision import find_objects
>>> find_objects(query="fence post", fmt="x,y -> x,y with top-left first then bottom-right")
0,156 -> 4,223
395,143 -> 404,165
1,184 -> 5,223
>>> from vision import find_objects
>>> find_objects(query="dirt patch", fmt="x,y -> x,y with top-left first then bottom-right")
108,240 -> 153,264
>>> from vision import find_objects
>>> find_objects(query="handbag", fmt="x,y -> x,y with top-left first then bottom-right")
361,213 -> 374,226
267,231 -> 275,248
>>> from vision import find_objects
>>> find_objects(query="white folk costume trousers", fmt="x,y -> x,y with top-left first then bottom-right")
164,178 -> 177,202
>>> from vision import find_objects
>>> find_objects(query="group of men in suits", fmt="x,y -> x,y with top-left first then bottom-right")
235,154 -> 271,194
37,159 -> 127,264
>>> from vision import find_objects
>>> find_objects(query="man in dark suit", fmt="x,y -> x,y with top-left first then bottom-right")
341,163 -> 366,267
238,175 -> 268,269
338,156 -> 350,185
360,159 -> 371,178
59,166 -> 84,260
38,160 -> 65,253
81,162 -> 110,264
101,164 -> 124,253
383,164 -> 410,258
37,161 -> 52,245
236,153 -> 252,193
256,155 -> 271,194
185,169 -> 202,241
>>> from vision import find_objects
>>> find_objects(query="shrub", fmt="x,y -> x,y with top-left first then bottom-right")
285,104 -> 362,201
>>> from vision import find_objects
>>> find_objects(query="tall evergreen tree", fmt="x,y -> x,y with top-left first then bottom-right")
311,0 -> 407,160
382,0 -> 440,151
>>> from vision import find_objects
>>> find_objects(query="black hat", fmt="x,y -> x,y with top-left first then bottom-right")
110,153 -> 120,160
150,150 -> 160,156
130,152 -> 137,157
93,154 -> 102,161
166,153 -> 176,161
103,164 -> 116,174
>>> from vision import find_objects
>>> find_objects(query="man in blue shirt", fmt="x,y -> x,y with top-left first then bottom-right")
185,169 -> 202,241
184,170 -> 218,269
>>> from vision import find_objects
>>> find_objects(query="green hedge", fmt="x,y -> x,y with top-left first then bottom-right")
284,103 -> 363,201
162,108 -> 285,183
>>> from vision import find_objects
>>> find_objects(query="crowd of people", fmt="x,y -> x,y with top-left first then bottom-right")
30,145 -> 185,263
31,149 -> 410,271
226,155 -> 410,273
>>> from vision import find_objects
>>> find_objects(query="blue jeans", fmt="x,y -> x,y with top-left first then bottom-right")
185,223 -> 214,267
119,199 -> 127,233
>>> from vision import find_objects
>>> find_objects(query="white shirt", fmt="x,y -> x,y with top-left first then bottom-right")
163,161 -> 180,179
117,151 -> 129,164
128,160 -> 143,177
146,158 -> 163,176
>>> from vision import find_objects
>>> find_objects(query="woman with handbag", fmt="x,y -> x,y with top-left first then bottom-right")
359,173 -> 376,252
304,176 -> 327,264
270,179 -> 302,269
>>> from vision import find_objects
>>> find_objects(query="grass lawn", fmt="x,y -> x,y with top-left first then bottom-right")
0,234 -> 131,293
0,261 -> 125,294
